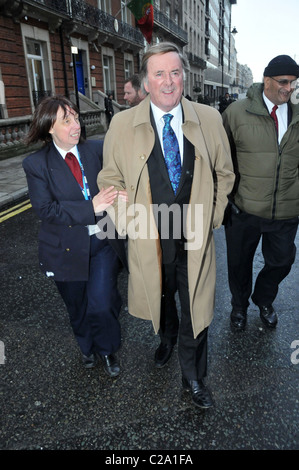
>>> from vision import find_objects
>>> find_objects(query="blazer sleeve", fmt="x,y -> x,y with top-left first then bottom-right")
23,148 -> 96,227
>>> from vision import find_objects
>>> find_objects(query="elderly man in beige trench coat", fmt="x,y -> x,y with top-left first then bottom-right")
98,42 -> 234,408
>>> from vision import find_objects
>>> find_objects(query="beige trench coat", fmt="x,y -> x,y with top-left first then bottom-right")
98,96 -> 235,338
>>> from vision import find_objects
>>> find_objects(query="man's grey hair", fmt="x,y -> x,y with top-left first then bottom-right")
140,42 -> 189,91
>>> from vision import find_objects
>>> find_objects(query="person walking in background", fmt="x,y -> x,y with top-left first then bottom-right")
123,74 -> 147,107
222,55 -> 299,331
104,93 -> 114,125
23,95 -> 127,378
98,42 -> 234,408
219,92 -> 234,114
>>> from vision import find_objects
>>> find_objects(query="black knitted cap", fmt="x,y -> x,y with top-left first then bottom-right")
264,55 -> 299,77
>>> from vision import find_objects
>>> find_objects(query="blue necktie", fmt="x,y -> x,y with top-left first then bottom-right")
162,113 -> 182,194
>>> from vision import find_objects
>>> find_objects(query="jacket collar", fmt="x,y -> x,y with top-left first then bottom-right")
246,82 -> 299,124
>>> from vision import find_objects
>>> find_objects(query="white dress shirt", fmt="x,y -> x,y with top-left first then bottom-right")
263,92 -> 288,144
53,142 -> 100,236
150,102 -> 184,163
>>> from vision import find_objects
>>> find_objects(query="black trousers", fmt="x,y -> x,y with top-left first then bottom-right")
225,210 -> 298,310
159,253 -> 208,381
55,235 -> 122,357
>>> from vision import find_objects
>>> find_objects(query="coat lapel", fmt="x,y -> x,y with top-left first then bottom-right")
46,143 -> 84,199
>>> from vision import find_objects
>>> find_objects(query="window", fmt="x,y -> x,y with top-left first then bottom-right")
103,54 -> 115,98
124,58 -> 134,79
25,38 -> 51,106
165,2 -> 170,17
98,0 -> 111,14
121,0 -> 132,24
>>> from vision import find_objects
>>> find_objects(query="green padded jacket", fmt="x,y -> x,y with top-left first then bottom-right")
222,83 -> 299,220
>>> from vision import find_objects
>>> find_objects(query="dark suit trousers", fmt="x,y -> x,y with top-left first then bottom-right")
55,235 -> 122,357
159,253 -> 208,381
225,210 -> 298,309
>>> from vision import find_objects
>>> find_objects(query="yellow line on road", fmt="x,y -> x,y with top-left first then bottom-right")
0,199 -> 32,223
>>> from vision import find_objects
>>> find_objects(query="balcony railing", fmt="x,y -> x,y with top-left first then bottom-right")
32,0 -> 68,14
28,0 -> 144,46
153,7 -> 188,44
187,53 -> 207,70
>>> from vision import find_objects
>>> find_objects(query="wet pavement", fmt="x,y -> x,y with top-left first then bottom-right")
0,146 -> 298,454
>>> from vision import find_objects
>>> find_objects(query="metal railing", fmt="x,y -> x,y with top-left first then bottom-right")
153,7 -> 188,44
187,53 -> 207,70
30,0 -> 144,45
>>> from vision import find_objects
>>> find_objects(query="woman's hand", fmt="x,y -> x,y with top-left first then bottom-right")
92,186 -> 118,214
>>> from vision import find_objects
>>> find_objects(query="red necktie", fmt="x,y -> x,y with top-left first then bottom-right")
65,152 -> 83,187
271,105 -> 279,134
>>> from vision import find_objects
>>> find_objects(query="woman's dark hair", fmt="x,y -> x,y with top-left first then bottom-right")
25,95 -> 80,145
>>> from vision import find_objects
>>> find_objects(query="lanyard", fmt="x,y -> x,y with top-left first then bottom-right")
77,152 -> 91,201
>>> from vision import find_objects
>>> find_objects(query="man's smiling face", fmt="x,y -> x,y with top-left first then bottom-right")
143,51 -> 184,112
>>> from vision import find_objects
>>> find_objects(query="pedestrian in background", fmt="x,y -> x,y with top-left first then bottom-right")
23,95 -> 127,377
219,92 -> 234,114
104,93 -> 114,125
98,42 -> 234,408
222,55 -> 299,330
123,74 -> 147,107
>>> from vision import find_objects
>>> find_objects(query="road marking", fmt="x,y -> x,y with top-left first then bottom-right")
0,199 -> 32,223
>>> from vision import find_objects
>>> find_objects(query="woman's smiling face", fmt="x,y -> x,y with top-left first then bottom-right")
49,106 -> 81,151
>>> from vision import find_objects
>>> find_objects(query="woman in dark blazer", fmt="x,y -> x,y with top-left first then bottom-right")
23,95 -> 127,378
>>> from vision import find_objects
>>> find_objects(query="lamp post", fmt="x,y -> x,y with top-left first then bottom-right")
221,26 -> 237,96
71,46 -> 80,111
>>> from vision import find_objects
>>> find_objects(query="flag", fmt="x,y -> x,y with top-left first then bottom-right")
127,0 -> 154,44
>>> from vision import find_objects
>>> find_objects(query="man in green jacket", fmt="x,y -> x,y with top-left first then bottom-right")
222,55 -> 299,330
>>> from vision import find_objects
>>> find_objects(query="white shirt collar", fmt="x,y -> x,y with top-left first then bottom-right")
53,141 -> 79,160
263,92 -> 288,143
150,101 -> 182,124
263,91 -> 288,114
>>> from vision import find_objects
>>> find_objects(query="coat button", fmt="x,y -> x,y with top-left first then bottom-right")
66,248 -> 70,252
130,185 -> 134,190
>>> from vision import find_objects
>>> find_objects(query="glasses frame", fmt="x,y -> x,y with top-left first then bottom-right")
270,77 -> 298,88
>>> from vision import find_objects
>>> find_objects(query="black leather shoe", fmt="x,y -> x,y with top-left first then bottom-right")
82,353 -> 96,369
99,354 -> 120,377
182,377 -> 214,409
259,305 -> 277,328
154,342 -> 174,368
230,308 -> 247,330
